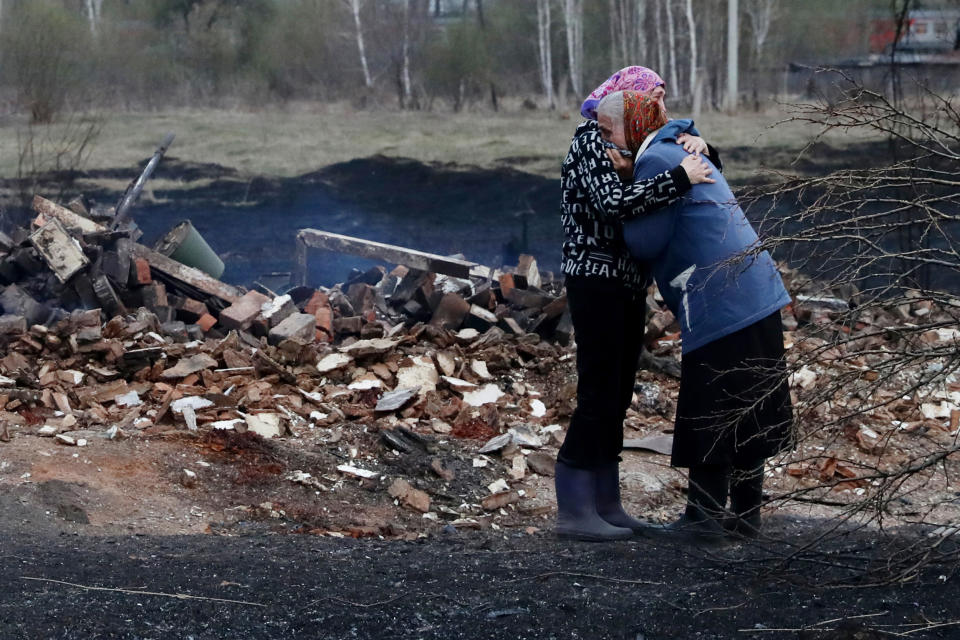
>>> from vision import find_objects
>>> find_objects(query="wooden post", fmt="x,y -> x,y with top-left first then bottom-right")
293,234 -> 308,288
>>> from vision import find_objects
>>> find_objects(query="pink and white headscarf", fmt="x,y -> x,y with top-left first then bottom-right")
580,66 -> 665,120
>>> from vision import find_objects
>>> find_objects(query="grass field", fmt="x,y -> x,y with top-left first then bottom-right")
0,100 -> 884,188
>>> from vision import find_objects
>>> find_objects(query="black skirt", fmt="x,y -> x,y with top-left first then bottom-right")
672,310 -> 794,468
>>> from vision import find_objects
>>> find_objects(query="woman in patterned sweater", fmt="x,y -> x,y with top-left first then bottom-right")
555,67 -> 716,541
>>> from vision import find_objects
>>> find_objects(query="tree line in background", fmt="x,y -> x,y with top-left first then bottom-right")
0,0 -> 944,122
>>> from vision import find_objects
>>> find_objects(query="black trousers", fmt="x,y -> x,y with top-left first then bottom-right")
672,310 -> 794,468
559,276 -> 647,469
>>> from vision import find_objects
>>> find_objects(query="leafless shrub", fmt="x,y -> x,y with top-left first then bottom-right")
14,113 -> 102,214
716,70 -> 960,583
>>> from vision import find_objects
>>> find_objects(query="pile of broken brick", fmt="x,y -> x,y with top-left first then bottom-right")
0,195 -> 587,528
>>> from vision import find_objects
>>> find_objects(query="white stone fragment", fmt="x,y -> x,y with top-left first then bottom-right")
298,389 -> 324,404
470,360 -> 493,380
529,399 -> 547,418
182,405 -> 198,432
243,413 -> 283,438
316,353 -> 353,374
336,465 -> 379,479
487,478 -> 509,494
172,396 -> 214,414
462,383 -> 504,407
790,366 -> 818,390
921,401 -> 957,420
348,376 -> 382,391
210,419 -> 244,431
442,376 -> 477,390
395,356 -> 439,394
114,390 -> 142,408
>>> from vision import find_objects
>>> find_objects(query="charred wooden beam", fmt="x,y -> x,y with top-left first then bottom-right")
295,229 -> 477,286
32,196 -> 103,235
129,243 -> 243,305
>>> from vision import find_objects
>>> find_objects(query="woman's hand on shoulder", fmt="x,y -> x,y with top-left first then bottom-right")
680,153 -> 715,185
676,133 -> 708,155
605,148 -> 634,182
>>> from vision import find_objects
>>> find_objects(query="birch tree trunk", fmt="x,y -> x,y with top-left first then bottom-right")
745,0 -> 776,60
536,0 -> 556,109
609,0 -> 621,68
609,0 -> 635,68
727,0 -> 739,111
656,0 -> 667,77
684,0 -> 697,102
632,0 -> 647,65
400,0 -> 413,107
85,0 -> 103,36
563,0 -> 584,99
665,0 -> 679,95
348,0 -> 373,89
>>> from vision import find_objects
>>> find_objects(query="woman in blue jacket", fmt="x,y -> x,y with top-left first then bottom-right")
599,90 -> 794,539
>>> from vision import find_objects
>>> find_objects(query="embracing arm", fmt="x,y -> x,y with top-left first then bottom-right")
677,133 -> 723,173
576,131 -> 692,222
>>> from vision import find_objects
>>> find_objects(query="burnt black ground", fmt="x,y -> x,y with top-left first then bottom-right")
2,496 -> 959,640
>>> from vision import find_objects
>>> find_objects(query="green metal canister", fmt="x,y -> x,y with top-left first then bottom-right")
154,220 -> 225,279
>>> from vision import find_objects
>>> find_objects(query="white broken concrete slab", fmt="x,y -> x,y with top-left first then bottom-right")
790,366 -> 818,390
529,399 -> 546,418
396,356 -> 439,394
316,352 -> 353,374
470,360 -> 493,380
243,413 -> 284,438
348,375 -> 382,391
114,390 -> 142,408
462,383 -> 504,407
921,401 -> 957,420
171,396 -> 215,414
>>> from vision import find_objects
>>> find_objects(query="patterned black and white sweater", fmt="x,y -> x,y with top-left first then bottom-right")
560,119 -> 691,292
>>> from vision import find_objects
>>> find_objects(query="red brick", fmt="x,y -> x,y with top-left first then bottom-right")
498,273 -> 515,299
314,306 -> 333,336
132,258 -> 152,285
197,313 -> 217,332
304,290 -> 330,316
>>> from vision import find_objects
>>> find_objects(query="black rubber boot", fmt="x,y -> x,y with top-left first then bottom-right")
595,463 -> 649,533
555,461 -> 633,541
726,461 -> 765,538
663,465 -> 730,542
